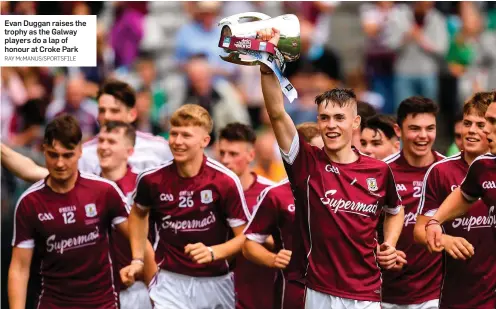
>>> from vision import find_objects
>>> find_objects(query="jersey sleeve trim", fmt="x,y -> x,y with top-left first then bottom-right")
246,233 -> 269,244
16,239 -> 35,248
280,132 -> 300,165
12,180 -> 45,246
424,209 -> 437,217
135,203 -> 149,210
227,218 -> 246,227
461,190 -> 478,202
383,205 -> 401,215
112,217 -> 127,225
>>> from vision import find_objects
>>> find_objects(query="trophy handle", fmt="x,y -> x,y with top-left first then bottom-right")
219,12 -> 271,26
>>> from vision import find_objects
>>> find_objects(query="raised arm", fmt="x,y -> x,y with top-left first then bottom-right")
1,143 -> 48,182
258,28 -> 297,154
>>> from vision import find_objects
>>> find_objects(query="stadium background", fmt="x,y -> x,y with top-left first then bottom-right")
1,1 -> 495,308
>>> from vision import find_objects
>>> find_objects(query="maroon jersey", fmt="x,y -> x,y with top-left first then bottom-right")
382,151 -> 444,304
108,167 -> 138,291
281,133 -> 401,301
460,153 -> 496,210
235,173 -> 277,309
12,172 -> 128,309
245,179 -> 305,309
418,153 -> 496,309
133,156 -> 249,277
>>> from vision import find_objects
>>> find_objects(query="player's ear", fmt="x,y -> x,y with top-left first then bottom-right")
393,138 -> 401,153
248,144 -> 256,162
201,132 -> 211,148
352,115 -> 361,131
127,107 -> 138,123
394,124 -> 402,139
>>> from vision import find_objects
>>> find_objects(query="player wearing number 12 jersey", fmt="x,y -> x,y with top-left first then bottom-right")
415,92 -> 496,309
8,115 -> 134,309
122,105 -> 250,309
256,25 -> 405,309
382,97 -> 445,309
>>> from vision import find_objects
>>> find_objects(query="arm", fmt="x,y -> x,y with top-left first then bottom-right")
1,143 -> 48,182
8,247 -> 33,309
432,188 -> 472,224
128,204 -> 150,263
383,207 -> 405,247
185,225 -> 247,264
243,239 -> 291,269
258,28 -> 297,154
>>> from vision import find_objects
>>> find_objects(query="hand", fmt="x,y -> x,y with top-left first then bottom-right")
185,243 -> 215,264
441,235 -> 474,260
426,223 -> 444,253
390,250 -> 407,271
120,262 -> 144,287
256,27 -> 280,73
273,249 -> 292,269
376,242 -> 397,270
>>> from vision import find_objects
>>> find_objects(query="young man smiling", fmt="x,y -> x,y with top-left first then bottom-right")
382,97 -> 445,309
256,27 -> 404,309
360,114 -> 400,160
415,92 -> 496,309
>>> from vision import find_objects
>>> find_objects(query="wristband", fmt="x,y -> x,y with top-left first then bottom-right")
207,247 -> 215,262
425,219 -> 440,230
131,258 -> 144,265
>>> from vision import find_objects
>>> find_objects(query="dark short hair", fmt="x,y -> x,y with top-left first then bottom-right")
397,96 -> 439,127
296,122 -> 320,143
463,91 -> 495,117
44,114 -> 82,149
362,114 -> 398,140
101,120 -> 136,146
315,88 -> 357,109
97,79 -> 136,109
357,100 -> 377,129
219,122 -> 256,144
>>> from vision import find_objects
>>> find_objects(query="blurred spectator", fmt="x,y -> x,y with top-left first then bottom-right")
135,88 -> 163,136
110,2 -> 146,68
9,99 -> 46,149
347,69 -> 385,112
360,1 -> 396,114
253,129 -> 287,182
387,2 -> 448,108
1,1 -> 10,14
480,9 -> 496,94
175,1 -> 235,79
13,1 -> 37,15
445,2 -> 484,105
1,68 -> 28,142
165,55 -> 250,141
46,77 -> 98,141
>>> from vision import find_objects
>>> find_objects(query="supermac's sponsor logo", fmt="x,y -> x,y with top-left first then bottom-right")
161,212 -> 216,234
38,213 -> 54,221
320,189 -> 378,217
404,212 -> 417,227
452,206 -> 496,231
46,227 -> 99,254
482,181 -> 496,189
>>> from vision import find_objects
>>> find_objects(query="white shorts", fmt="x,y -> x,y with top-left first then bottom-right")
119,281 -> 152,309
305,288 -> 380,309
381,299 -> 439,309
148,269 -> 235,309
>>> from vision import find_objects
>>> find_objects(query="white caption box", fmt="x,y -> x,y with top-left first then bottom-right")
0,15 -> 97,67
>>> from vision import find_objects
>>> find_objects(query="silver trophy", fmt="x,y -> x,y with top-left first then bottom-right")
218,12 -> 301,66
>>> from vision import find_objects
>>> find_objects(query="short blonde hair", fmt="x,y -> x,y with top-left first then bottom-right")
296,122 -> 319,143
170,104 -> 213,133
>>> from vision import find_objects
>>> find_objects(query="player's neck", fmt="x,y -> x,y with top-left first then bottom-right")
464,150 -> 486,165
101,163 -> 128,182
47,171 -> 78,194
240,170 -> 255,191
176,153 -> 204,178
402,149 -> 435,167
324,144 -> 359,164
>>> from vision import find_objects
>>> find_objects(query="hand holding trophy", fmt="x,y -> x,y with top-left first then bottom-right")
217,12 -> 301,102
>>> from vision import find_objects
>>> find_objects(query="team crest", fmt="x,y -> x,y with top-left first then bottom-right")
201,190 -> 213,204
85,203 -> 97,218
366,178 -> 378,192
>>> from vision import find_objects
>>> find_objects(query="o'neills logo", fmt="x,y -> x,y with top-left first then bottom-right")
452,206 -> 496,231
162,212 -> 216,234
404,212 -> 417,227
46,227 -> 99,254
482,181 -> 496,189
320,190 -> 378,217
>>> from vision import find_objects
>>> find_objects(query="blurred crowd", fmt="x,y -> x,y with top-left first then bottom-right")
1,0 -> 496,203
